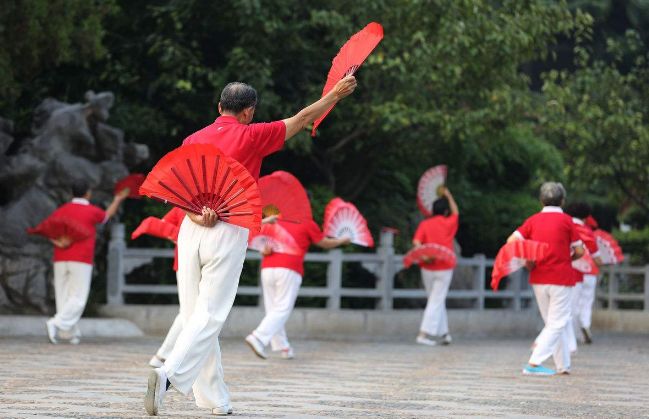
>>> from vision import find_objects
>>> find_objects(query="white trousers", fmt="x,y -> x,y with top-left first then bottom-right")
156,272 -> 184,360
577,274 -> 597,329
253,268 -> 302,350
529,284 -> 572,372
419,269 -> 453,336
163,217 -> 248,409
568,281 -> 583,353
51,261 -> 93,336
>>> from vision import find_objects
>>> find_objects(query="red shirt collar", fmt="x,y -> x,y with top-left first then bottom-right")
215,115 -> 240,124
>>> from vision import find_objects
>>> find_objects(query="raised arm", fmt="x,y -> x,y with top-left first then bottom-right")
443,188 -> 459,216
104,188 -> 130,220
282,75 -> 357,141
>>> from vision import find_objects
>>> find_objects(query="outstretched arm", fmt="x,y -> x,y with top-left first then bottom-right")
443,188 -> 459,216
315,237 -> 351,249
105,188 -> 130,220
282,76 -> 357,141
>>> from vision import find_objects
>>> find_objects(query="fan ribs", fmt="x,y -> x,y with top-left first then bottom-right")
158,180 -> 201,213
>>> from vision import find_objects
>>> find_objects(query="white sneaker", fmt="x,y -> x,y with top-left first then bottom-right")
69,336 -> 80,345
442,334 -> 452,345
211,405 -> 233,415
149,356 -> 164,368
144,367 -> 167,416
46,320 -> 58,344
245,334 -> 267,359
416,336 -> 437,346
280,347 -> 295,359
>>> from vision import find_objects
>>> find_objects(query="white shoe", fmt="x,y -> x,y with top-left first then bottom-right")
46,320 -> 58,344
416,336 -> 437,346
144,368 -> 167,416
442,334 -> 452,345
149,356 -> 164,368
69,336 -> 80,345
245,334 -> 267,359
280,347 -> 295,359
211,405 -> 233,415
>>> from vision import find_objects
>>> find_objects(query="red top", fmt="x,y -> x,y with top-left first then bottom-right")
162,207 -> 186,272
514,207 -> 582,286
413,214 -> 459,270
261,219 -> 324,276
571,218 -> 600,281
52,199 -> 107,264
183,115 -> 286,180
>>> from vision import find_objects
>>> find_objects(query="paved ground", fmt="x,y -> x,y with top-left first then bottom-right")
0,334 -> 648,418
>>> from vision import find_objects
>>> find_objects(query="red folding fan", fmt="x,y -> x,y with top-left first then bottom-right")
248,223 -> 301,255
572,250 -> 599,275
258,171 -> 312,222
114,174 -> 146,199
403,243 -> 457,269
491,240 -> 549,291
574,222 -> 598,255
311,22 -> 384,137
27,216 -> 93,243
584,215 -> 598,230
594,230 -> 624,265
131,217 -> 179,242
322,197 -> 374,247
417,165 -> 447,217
139,144 -> 262,232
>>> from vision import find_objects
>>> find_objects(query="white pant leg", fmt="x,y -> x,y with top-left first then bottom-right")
270,327 -> 290,352
253,268 -> 302,346
568,281 -> 582,353
156,273 -> 184,360
419,269 -> 453,336
260,270 -> 291,351
51,261 -> 92,333
163,218 -> 248,409
579,275 -> 597,329
529,285 -> 572,368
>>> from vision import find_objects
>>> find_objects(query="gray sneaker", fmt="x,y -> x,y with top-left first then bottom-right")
144,368 -> 167,416
581,327 -> 593,344
46,320 -> 58,344
441,334 -> 453,345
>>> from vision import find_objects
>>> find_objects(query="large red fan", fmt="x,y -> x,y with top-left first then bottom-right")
311,22 -> 384,137
594,230 -> 624,265
574,222 -> 598,255
248,223 -> 301,255
417,165 -> 447,217
131,217 -> 179,241
572,250 -> 599,275
322,198 -> 374,247
491,240 -> 549,291
403,243 -> 457,269
139,144 -> 262,233
258,171 -> 312,222
27,216 -> 93,243
114,174 -> 146,199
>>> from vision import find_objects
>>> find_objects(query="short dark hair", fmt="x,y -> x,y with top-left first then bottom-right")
71,179 -> 90,198
432,198 -> 450,216
565,202 -> 591,219
219,82 -> 257,113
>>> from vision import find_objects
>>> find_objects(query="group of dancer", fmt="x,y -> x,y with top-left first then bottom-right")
37,75 -> 614,416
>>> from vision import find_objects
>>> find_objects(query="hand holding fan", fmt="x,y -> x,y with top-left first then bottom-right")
594,230 -> 624,265
258,171 -> 312,222
491,240 -> 549,291
139,144 -> 262,233
131,217 -> 180,242
27,216 -> 93,243
403,243 -> 457,269
572,250 -> 599,274
322,197 -> 374,247
114,174 -> 146,199
248,223 -> 301,255
311,22 -> 384,137
417,165 -> 447,217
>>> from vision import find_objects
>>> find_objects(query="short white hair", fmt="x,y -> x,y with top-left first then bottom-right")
539,182 -> 566,206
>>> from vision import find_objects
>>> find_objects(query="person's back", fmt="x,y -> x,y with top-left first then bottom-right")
50,200 -> 106,264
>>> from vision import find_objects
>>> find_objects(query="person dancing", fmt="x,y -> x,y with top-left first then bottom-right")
245,212 -> 349,360
412,187 -> 459,346
508,182 -> 584,375
144,75 -> 357,416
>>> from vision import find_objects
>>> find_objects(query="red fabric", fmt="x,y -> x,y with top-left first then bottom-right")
50,202 -> 106,264
28,216 -> 93,242
403,244 -> 457,269
570,220 -> 600,281
183,116 -> 286,180
261,219 -> 324,276
491,240 -> 549,291
139,144 -> 262,233
516,211 -> 581,286
258,171 -> 312,222
413,214 -> 458,270
114,174 -> 145,198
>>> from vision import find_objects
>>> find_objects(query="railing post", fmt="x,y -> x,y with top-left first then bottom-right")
644,265 -> 649,312
512,269 -> 522,311
106,223 -> 126,305
326,249 -> 343,309
475,254 -> 486,310
608,265 -> 617,310
377,229 -> 395,311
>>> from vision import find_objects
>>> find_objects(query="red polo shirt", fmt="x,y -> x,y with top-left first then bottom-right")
261,219 -> 324,276
52,198 -> 107,265
413,214 -> 459,271
514,207 -> 582,286
182,115 -> 286,180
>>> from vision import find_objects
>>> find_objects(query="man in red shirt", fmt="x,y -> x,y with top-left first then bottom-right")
508,182 -> 584,376
46,180 -> 128,344
145,76 -> 357,416
244,213 -> 349,360
412,187 -> 459,346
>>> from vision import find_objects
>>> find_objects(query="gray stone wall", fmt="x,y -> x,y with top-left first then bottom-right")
0,91 -> 148,313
